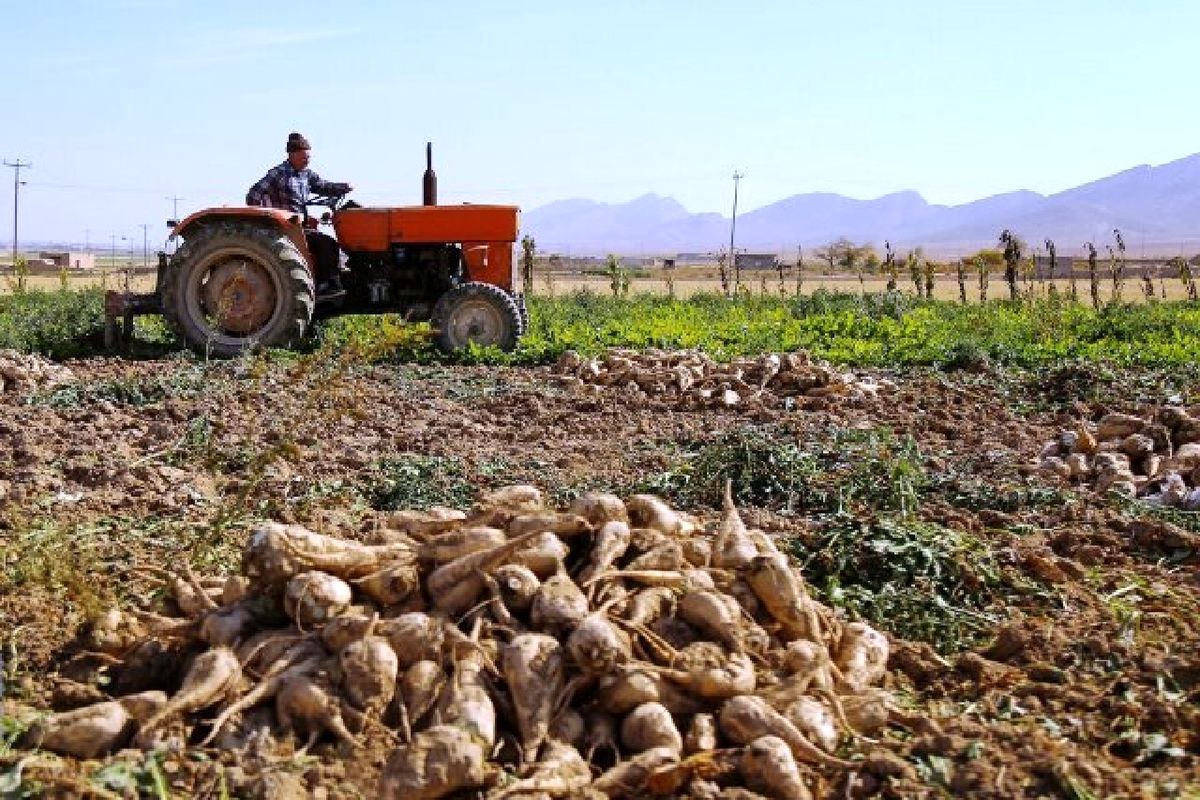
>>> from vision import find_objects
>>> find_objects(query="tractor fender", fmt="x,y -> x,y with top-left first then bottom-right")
171,207 -> 311,264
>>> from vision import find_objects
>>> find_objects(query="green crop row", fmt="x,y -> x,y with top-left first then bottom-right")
5,286 -> 1200,369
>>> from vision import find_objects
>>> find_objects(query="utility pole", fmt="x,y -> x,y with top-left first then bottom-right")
139,223 -> 150,268
4,159 -> 31,268
166,195 -> 185,222
84,228 -> 91,253
110,234 -> 116,268
729,171 -> 743,292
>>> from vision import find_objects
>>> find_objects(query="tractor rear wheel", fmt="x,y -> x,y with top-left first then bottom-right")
431,282 -> 522,353
515,292 -> 530,336
161,222 -> 315,358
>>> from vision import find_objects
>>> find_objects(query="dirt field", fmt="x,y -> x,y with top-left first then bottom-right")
547,272 -> 1198,303
5,267 -> 1195,304
0,351 -> 1197,797
0,268 -> 157,295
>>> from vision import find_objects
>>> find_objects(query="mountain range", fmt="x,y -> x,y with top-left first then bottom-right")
521,153 -> 1200,256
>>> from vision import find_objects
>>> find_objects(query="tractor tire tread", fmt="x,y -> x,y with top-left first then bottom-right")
161,221 -> 315,358
431,281 -> 522,353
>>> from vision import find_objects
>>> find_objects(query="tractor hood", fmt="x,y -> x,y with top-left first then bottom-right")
333,205 -> 519,251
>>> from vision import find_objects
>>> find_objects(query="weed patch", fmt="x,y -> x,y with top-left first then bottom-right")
28,366 -> 213,408
789,514 -> 1014,652
932,473 -> 1074,515
0,520 -> 112,615
637,425 -> 924,514
360,454 -> 476,511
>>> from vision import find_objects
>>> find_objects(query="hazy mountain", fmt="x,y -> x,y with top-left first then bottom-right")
522,193 -> 694,252
520,153 -> 1200,255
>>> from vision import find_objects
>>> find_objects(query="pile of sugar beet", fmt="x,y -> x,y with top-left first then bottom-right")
0,349 -> 74,394
554,349 -> 891,408
1036,407 -> 1200,510
7,485 -> 924,799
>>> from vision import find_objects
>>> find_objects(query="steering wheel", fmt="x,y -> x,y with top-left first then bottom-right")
302,188 -> 354,225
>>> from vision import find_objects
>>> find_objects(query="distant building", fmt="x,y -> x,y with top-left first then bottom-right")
1034,254 -> 1075,275
39,251 -> 96,270
734,253 -> 779,270
676,252 -> 718,266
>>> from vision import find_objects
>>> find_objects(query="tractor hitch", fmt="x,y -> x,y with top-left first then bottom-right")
103,289 -> 161,349
103,250 -> 169,349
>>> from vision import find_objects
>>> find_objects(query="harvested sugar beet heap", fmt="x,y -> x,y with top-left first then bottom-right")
1036,408 -> 1200,510
6,484 -> 926,799
0,349 -> 74,393
554,349 -> 891,409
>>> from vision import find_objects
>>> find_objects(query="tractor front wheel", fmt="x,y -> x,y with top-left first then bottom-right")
161,222 -> 315,358
431,282 -> 522,353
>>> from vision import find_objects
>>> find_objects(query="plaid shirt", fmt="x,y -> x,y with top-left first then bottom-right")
245,161 -> 345,213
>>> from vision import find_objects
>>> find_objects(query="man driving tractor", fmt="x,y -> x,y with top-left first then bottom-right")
103,137 -> 525,357
246,132 -> 352,301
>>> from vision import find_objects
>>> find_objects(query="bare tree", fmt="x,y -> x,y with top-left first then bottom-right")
999,229 -> 1023,302
1110,228 -> 1127,304
717,249 -> 730,297
1085,242 -> 1100,310
795,245 -> 805,296
520,235 -> 536,296
813,239 -> 845,274
884,241 -> 898,292
1140,263 -> 1156,301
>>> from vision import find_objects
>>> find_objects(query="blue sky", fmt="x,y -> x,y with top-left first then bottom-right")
3,0 -> 1199,245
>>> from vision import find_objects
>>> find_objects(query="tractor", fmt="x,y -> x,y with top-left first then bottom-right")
104,144 -> 526,357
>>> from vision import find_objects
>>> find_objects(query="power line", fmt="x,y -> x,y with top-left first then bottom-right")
139,223 -> 150,268
729,170 -> 743,290
4,159 -> 31,266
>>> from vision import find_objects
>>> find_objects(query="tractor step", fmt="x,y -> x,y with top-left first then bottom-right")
104,290 -> 162,349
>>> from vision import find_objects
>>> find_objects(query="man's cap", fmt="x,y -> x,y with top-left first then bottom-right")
287,132 -> 311,153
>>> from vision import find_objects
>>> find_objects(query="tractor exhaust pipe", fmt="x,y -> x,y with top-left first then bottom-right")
423,142 -> 437,206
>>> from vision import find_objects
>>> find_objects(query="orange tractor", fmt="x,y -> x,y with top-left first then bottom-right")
105,145 -> 526,356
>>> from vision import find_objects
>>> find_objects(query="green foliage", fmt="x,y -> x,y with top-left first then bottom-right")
0,288 -> 107,357
5,257 -> 31,294
934,473 -> 1073,515
0,714 -> 29,755
515,291 -> 1200,369
636,426 -> 822,511
29,366 -> 212,408
635,425 -> 925,515
7,287 -> 1200,371
90,751 -> 173,798
789,514 -> 1009,652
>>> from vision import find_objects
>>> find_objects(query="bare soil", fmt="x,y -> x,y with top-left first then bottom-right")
1,355 -> 1197,798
